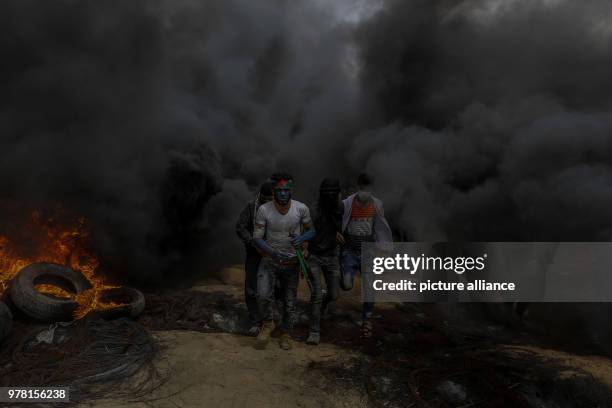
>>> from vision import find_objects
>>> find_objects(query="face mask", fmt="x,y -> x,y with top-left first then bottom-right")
274,188 -> 291,205
357,190 -> 372,202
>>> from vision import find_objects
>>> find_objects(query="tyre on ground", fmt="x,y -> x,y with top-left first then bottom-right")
96,287 -> 146,319
10,262 -> 91,322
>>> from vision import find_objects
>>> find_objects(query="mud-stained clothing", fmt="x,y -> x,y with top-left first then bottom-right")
253,200 -> 311,260
254,199 -> 312,330
257,258 -> 299,331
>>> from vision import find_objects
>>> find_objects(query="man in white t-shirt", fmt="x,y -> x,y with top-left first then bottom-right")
253,172 -> 315,350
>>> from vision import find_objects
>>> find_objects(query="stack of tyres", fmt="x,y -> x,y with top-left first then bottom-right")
9,262 -> 146,322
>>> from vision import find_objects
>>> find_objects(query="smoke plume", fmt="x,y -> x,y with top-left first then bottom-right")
354,0 -> 612,242
1,0 -> 612,284
0,0 -> 359,282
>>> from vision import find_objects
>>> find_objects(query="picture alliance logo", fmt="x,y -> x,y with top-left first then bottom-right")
372,253 -> 488,275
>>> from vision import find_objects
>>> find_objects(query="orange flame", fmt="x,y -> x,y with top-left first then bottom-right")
0,210 -> 124,319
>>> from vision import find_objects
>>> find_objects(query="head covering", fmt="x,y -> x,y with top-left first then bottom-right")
270,172 -> 294,189
319,177 -> 340,192
357,172 -> 373,187
259,180 -> 275,196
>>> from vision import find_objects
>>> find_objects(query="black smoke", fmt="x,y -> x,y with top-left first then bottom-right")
0,0 -> 360,283
2,0 -> 612,285
354,0 -> 612,242
352,0 -> 612,350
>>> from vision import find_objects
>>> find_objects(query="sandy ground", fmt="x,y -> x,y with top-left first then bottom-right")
89,331 -> 365,408
81,265 -> 612,407
84,266 -> 367,408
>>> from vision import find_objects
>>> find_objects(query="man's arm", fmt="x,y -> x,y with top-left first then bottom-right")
291,205 -> 316,246
251,207 -> 287,260
253,237 -> 289,261
235,203 -> 254,245
252,206 -> 270,253
372,198 -> 393,245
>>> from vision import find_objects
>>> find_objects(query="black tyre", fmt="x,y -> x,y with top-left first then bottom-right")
0,301 -> 12,342
97,287 -> 146,319
10,262 -> 92,322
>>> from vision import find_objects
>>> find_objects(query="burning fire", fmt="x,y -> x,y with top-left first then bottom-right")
0,210 -> 124,319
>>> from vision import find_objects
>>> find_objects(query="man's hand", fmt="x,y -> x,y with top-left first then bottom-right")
290,223 -> 316,247
291,228 -> 315,246
336,232 -> 345,245
291,235 -> 306,246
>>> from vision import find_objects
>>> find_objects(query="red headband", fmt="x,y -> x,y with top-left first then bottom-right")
275,179 -> 293,188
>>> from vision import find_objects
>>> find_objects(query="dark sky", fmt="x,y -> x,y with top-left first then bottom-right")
1,0 -> 611,282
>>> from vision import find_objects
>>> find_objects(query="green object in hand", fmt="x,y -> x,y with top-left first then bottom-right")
294,246 -> 312,291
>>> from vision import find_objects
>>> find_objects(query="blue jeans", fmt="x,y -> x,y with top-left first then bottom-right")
340,248 -> 374,320
256,258 -> 299,331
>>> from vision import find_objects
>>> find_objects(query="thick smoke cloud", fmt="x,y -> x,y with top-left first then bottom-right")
2,0 -> 612,284
0,0 -> 360,283
354,0 -> 612,242
353,0 -> 612,347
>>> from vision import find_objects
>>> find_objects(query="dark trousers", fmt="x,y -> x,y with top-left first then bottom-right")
244,251 -> 261,323
307,253 -> 340,333
257,258 -> 299,331
340,248 -> 374,320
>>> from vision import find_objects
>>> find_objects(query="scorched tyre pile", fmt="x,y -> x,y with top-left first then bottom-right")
11,262 -> 93,322
0,211 -> 145,343
0,262 -> 145,341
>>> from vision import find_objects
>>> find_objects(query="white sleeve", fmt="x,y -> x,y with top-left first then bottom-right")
300,204 -> 312,225
253,206 -> 266,239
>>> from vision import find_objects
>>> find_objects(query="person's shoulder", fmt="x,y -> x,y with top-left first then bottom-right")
261,201 -> 275,209
258,201 -> 274,215
291,200 -> 310,213
372,196 -> 385,214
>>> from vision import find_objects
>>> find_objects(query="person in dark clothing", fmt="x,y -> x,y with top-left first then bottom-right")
305,178 -> 344,345
235,181 -> 274,334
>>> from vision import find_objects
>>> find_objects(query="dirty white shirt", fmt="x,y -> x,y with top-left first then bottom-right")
253,200 -> 311,257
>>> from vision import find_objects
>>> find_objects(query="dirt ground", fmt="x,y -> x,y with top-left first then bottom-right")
89,331 -> 365,408
84,266 -> 368,408
79,265 -> 612,408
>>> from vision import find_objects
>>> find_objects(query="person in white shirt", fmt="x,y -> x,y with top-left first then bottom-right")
253,172 -> 315,350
